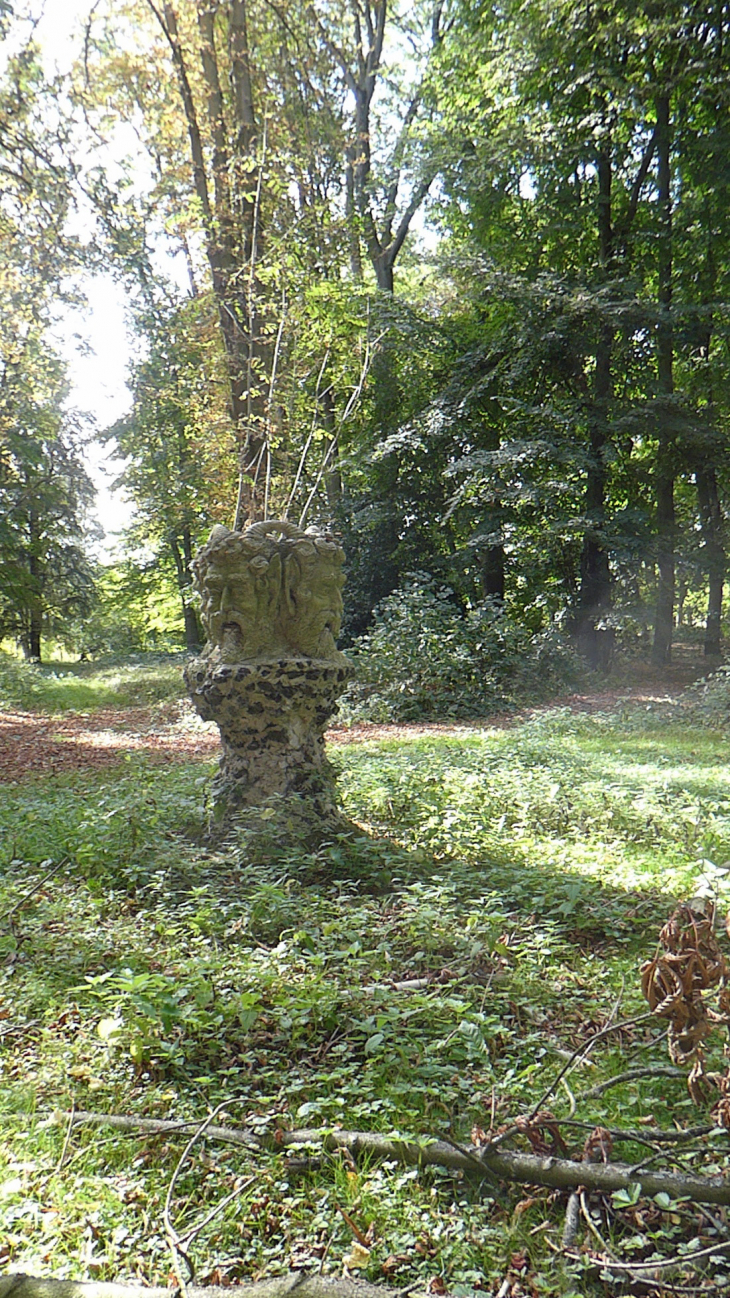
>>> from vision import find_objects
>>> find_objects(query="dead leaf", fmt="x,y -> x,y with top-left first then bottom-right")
343,1242 -> 370,1270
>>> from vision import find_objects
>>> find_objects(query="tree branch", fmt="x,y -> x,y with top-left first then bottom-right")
618,125 -> 658,255
143,0 -> 213,226
0,1276 -> 414,1298
58,1112 -> 730,1208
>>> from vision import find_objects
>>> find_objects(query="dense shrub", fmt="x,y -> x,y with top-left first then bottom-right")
679,663 -> 730,727
341,574 -> 583,721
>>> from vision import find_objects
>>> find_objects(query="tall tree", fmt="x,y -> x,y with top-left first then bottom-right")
428,0 -> 730,661
107,296 -> 230,650
0,30 -> 96,660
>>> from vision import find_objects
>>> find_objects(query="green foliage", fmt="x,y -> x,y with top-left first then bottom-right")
105,296 -> 229,649
679,664 -> 730,729
72,560 -> 193,657
343,575 -> 583,721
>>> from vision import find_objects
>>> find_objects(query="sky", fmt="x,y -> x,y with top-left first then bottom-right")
35,0 -> 135,556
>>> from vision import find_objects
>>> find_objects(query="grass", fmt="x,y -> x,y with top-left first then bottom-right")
1,667 -> 730,1294
0,651 -> 187,712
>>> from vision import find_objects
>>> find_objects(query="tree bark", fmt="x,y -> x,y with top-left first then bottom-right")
169,533 -> 202,652
480,543 -> 505,604
694,222 -> 725,657
311,1 -> 435,296
0,1277 -> 406,1298
148,1 -> 268,525
27,501 -> 43,662
651,93 -> 675,668
574,133 -> 614,669
58,1111 -> 730,1208
697,467 -> 724,656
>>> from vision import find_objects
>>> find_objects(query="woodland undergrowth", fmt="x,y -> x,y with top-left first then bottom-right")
2,668 -> 730,1295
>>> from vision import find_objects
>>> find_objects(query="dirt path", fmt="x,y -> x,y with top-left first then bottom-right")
0,656 -> 707,784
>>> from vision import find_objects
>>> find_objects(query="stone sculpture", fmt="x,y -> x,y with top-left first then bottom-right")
184,520 -> 352,832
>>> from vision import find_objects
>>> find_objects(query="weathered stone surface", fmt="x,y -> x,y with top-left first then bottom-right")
185,521 -> 353,833
192,519 -> 347,663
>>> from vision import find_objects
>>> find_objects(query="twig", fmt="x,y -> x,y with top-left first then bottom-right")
55,1112 -> 730,1206
163,1103 -> 234,1289
577,1065 -> 686,1100
561,1119 -> 717,1145
263,293 -> 287,521
0,1020 -> 41,1039
561,1192 -> 580,1248
179,1175 -> 257,1247
580,1189 -> 618,1258
57,1110 -> 260,1150
439,1135 -> 503,1189
524,1012 -> 656,1121
297,322 -> 384,529
54,1102 -> 75,1176
0,859 -> 67,925
284,349 -> 330,519
485,1012 -> 657,1153
560,1077 -> 576,1117
336,1204 -> 369,1248
596,1237 -> 730,1275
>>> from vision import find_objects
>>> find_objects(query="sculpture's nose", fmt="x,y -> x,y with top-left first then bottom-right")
220,581 -> 233,610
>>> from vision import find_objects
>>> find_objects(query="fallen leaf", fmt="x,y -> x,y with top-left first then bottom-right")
343,1243 -> 371,1270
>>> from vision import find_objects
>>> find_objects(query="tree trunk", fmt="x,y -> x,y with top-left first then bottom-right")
27,503 -> 43,662
153,1 -> 269,526
373,255 -> 394,294
694,220 -> 724,658
575,140 -> 614,670
170,533 -> 202,652
481,549 -> 505,603
479,522 -> 505,604
697,467 -> 724,656
651,94 -> 675,668
576,322 -> 614,670
320,386 -> 343,512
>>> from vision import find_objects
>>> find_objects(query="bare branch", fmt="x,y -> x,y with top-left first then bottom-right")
59,1110 -> 730,1208
387,169 -> 436,263
618,125 -> 658,255
143,0 -> 213,225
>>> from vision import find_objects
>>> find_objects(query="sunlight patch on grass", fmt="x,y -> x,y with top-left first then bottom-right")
0,653 -> 187,713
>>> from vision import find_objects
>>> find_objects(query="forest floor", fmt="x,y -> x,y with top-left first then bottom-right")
0,650 -> 711,783
1,647 -> 730,1296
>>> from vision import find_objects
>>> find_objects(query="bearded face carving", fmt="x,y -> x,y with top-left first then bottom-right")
193,521 -> 346,662
282,537 -> 345,659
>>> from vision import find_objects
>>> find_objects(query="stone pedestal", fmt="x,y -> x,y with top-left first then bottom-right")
184,519 -> 352,836
184,654 -> 352,829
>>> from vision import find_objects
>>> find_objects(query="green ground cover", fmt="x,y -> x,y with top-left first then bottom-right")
1,675 -> 730,1295
0,653 -> 186,713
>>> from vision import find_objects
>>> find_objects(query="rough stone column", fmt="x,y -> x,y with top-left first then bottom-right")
184,521 -> 353,833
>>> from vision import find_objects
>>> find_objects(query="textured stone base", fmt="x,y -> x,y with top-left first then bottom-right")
184,654 -> 353,831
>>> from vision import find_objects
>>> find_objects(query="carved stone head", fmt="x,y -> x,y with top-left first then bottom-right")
281,532 -> 346,659
192,521 -> 346,662
193,526 -> 286,662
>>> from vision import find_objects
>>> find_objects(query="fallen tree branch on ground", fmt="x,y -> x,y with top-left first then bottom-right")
0,1273 -> 415,1298
55,1111 -> 730,1207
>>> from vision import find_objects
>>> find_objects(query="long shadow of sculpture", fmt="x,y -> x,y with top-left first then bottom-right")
185,520 -> 353,840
